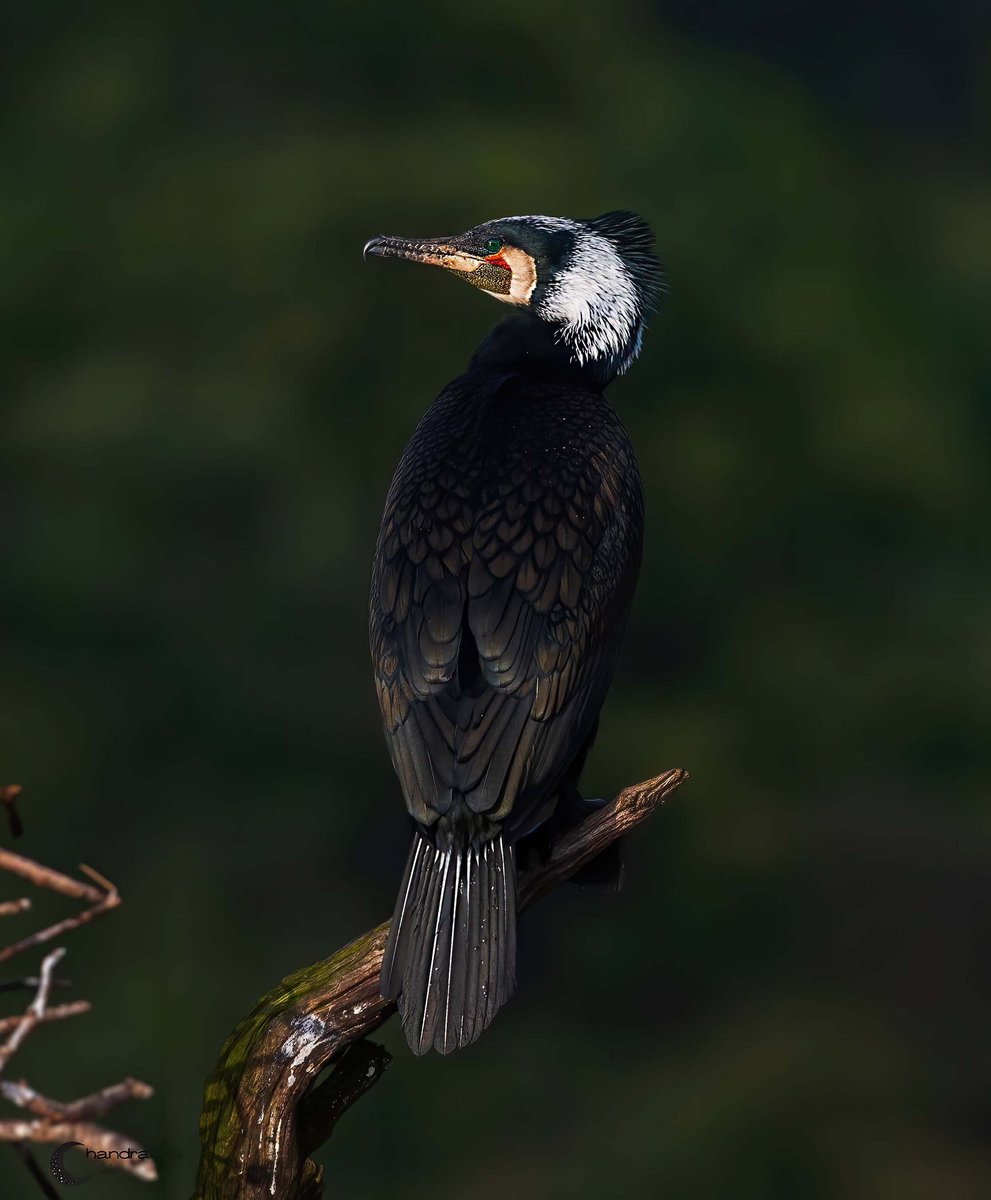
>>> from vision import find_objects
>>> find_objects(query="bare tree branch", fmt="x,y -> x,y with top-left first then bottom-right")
193,766 -> 687,1200
0,788 -> 155,1185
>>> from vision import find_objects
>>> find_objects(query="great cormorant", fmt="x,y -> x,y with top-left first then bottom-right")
364,211 -> 662,1055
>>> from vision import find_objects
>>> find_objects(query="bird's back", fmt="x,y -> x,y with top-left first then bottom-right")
370,366 -> 644,848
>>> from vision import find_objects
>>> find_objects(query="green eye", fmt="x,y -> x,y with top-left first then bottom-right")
484,237 -> 503,256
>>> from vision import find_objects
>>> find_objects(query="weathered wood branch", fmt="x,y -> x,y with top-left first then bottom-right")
193,767 -> 687,1200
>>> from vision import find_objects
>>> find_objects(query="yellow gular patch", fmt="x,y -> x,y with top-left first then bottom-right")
490,246 -> 537,305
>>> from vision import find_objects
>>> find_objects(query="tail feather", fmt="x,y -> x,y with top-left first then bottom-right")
380,834 -> 428,1002
381,833 -> 517,1055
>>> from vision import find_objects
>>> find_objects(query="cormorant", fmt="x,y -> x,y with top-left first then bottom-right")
364,211 -> 662,1055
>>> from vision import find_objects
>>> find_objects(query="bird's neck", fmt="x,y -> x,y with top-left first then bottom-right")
468,313 -> 626,389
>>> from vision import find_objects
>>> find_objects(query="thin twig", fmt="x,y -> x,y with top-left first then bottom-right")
0,899 -> 31,917
0,885 -> 119,967
0,1121 -> 157,1181
0,977 -> 73,995
0,1002 -> 90,1035
57,1077 -> 155,1121
0,948 -> 64,1073
9,1141 -> 59,1199
0,1080 -> 58,1119
1,1077 -> 154,1122
0,787 -> 24,840
78,863 -> 116,893
0,849 -> 105,905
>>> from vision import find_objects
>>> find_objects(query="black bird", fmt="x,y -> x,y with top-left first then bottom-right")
365,211 -> 662,1055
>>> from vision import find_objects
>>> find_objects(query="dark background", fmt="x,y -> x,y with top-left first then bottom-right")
2,1 -> 990,1196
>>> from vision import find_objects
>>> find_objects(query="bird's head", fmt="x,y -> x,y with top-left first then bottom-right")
364,211 -> 663,376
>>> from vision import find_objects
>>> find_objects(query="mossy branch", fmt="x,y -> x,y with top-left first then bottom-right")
192,767 -> 687,1200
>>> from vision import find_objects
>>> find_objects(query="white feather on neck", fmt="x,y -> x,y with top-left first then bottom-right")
535,221 -> 643,371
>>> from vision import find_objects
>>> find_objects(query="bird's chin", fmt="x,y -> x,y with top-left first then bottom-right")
463,261 -> 515,299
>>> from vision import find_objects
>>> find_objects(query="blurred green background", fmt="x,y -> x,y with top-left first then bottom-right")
2,0 -> 990,1196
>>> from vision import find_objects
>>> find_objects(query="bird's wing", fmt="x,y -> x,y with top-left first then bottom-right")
370,450 -> 473,825
460,442 -> 641,831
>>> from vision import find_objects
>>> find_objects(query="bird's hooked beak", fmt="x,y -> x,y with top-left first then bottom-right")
363,232 -> 514,297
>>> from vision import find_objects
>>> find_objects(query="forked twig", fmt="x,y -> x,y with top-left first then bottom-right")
0,851 -> 119,968
0,949 -> 64,1073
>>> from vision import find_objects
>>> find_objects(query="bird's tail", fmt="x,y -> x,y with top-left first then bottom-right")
381,832 -> 517,1055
